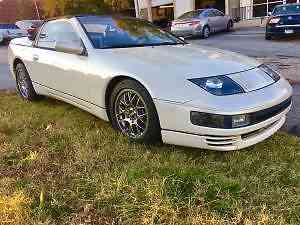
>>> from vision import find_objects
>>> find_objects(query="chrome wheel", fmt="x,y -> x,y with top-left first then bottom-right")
16,66 -> 29,98
203,26 -> 210,38
115,89 -> 149,138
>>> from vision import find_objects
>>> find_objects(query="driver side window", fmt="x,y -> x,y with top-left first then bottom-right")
37,20 -> 82,51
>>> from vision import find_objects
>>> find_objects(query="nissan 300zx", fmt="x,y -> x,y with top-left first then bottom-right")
8,15 -> 293,151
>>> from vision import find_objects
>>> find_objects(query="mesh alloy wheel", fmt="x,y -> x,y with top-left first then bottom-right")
109,79 -> 161,143
114,89 -> 149,138
15,63 -> 39,101
16,65 -> 30,99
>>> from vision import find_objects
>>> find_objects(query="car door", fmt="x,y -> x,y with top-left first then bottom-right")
28,20 -> 92,106
215,10 -> 228,31
206,10 -> 220,33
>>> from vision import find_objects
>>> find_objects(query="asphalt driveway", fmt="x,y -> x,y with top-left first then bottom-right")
0,46 -> 14,89
189,27 -> 300,58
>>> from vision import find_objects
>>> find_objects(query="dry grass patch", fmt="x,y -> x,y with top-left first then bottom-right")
0,93 -> 299,225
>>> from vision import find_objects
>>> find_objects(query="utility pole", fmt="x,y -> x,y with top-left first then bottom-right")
134,0 -> 140,18
34,0 -> 41,20
147,0 -> 153,22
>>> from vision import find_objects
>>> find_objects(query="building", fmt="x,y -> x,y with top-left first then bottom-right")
134,0 -> 300,22
0,0 -> 41,23
0,0 -> 19,23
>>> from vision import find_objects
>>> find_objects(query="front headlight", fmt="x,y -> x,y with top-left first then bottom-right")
259,64 -> 280,82
188,76 -> 245,96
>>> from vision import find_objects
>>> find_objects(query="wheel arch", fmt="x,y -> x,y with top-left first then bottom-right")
104,75 -> 157,122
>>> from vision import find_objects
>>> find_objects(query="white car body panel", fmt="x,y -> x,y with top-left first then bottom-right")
8,17 -> 293,151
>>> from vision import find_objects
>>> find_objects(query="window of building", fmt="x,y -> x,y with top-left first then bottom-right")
253,0 -> 284,17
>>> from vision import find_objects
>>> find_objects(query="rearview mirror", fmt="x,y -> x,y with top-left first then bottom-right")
55,40 -> 85,55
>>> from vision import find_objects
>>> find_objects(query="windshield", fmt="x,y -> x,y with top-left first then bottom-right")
178,10 -> 205,20
273,4 -> 300,15
78,16 -> 184,49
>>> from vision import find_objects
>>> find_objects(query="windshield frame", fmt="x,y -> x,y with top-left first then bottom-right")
76,16 -> 187,50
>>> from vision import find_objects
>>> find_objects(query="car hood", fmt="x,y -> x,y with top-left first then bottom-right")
97,44 -> 259,77
92,44 -> 272,103
10,37 -> 33,46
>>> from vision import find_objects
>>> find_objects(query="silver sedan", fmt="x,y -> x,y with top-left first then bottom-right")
171,8 -> 233,38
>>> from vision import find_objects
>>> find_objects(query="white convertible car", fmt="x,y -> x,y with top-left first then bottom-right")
8,15 -> 292,151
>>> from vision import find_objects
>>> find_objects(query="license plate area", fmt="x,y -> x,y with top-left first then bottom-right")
285,29 -> 294,34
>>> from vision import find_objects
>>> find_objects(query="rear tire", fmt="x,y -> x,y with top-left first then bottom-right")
109,79 -> 161,143
226,20 -> 233,32
15,63 -> 39,101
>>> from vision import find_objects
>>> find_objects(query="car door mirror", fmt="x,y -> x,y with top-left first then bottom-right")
28,28 -> 38,41
55,40 -> 85,55
268,12 -> 272,16
179,37 -> 185,41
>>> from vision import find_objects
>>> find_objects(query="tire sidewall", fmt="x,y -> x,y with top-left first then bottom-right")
202,26 -> 210,39
109,80 -> 161,143
227,21 -> 233,31
15,63 -> 37,101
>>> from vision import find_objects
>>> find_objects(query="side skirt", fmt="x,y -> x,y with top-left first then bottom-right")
32,81 -> 109,121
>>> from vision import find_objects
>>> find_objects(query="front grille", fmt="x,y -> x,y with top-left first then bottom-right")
205,135 -> 239,147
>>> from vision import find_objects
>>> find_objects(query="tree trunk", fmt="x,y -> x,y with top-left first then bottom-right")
147,0 -> 152,22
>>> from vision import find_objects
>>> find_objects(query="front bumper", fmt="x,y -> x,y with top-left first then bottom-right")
154,78 -> 292,151
266,25 -> 300,36
161,109 -> 288,151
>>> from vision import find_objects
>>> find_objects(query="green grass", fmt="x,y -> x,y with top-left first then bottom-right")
0,93 -> 299,225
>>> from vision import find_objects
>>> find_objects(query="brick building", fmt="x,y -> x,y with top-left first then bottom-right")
0,0 -> 41,23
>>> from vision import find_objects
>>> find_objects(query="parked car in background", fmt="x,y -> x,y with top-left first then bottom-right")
8,15 -> 292,151
266,3 -> 300,40
16,20 -> 43,32
0,24 -> 27,44
16,20 -> 43,41
171,8 -> 233,38
0,32 -> 3,45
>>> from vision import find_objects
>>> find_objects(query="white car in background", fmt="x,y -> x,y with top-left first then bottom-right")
8,16 -> 292,151
16,20 -> 43,31
0,24 -> 27,44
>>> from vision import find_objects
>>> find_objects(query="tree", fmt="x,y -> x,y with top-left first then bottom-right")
42,0 -> 67,17
42,0 -> 134,18
104,0 -> 134,12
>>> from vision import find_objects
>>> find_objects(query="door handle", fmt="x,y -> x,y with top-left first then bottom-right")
33,55 -> 39,61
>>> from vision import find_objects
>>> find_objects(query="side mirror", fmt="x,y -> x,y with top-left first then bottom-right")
268,12 -> 272,16
179,37 -> 185,41
55,40 -> 85,55
27,28 -> 37,41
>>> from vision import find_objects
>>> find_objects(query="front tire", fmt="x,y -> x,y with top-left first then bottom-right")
202,26 -> 210,39
109,80 -> 161,143
15,63 -> 39,101
265,33 -> 272,40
